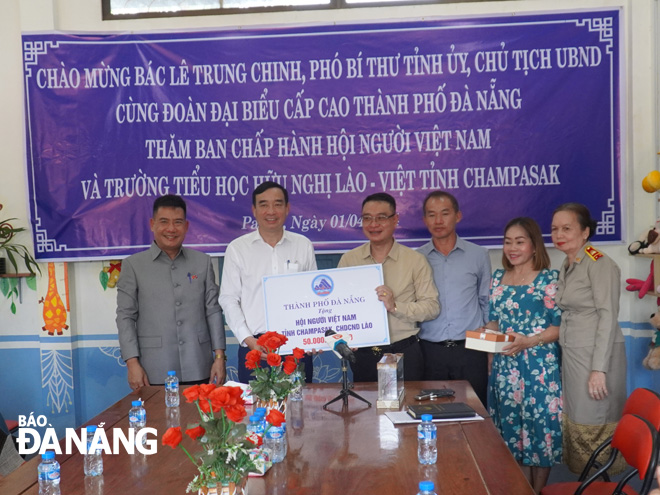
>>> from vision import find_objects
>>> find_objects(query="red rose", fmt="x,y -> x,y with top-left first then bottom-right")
292,347 -> 305,360
199,399 -> 211,414
245,349 -> 262,370
257,332 -> 288,351
266,353 -> 282,367
205,387 -> 247,422
266,409 -> 285,427
224,404 -> 247,423
198,383 -> 217,400
183,385 -> 200,403
282,356 -> 297,375
162,427 -> 182,448
185,425 -> 205,441
209,386 -> 246,414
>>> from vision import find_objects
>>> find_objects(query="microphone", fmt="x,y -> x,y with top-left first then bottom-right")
324,329 -> 356,363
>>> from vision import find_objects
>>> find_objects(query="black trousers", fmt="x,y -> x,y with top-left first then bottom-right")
420,338 -> 488,408
350,335 -> 424,382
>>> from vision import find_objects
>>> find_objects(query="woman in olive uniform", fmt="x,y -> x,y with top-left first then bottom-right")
551,203 -> 626,474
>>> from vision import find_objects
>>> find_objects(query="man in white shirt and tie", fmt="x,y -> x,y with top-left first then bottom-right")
219,181 -> 317,383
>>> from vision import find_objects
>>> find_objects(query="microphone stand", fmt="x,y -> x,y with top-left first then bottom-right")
323,357 -> 372,410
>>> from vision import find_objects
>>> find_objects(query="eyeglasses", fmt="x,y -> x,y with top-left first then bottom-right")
361,213 -> 396,225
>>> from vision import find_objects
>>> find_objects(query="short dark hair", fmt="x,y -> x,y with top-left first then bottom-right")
153,194 -> 186,218
362,192 -> 396,212
502,217 -> 550,271
252,181 -> 289,206
423,191 -> 460,214
553,203 -> 598,240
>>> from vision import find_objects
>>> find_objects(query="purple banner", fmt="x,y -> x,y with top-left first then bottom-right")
22,10 -> 621,260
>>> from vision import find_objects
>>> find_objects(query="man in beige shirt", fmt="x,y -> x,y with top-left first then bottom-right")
338,192 -> 440,381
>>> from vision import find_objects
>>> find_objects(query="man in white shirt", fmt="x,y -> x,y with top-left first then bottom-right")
219,181 -> 317,383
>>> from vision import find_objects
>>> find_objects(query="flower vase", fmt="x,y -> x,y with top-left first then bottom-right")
198,476 -> 248,495
254,394 -> 287,416
220,477 -> 248,495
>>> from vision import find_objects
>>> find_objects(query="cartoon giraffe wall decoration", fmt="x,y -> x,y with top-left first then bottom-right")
42,262 -> 68,335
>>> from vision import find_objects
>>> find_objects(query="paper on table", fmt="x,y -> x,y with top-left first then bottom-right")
384,410 -> 484,425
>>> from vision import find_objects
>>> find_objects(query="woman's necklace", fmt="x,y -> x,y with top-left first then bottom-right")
510,269 -> 534,285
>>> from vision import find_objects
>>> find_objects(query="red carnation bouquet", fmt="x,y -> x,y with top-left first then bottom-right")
245,331 -> 305,401
161,384 -> 279,493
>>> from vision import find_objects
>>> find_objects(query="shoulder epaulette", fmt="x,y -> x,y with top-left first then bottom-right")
585,245 -> 603,261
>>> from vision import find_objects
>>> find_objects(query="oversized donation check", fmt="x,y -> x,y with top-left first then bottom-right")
263,265 -> 390,354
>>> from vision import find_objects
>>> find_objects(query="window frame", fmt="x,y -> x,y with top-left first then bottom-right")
102,0 -> 494,21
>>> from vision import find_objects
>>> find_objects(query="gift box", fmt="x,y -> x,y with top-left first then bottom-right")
465,330 -> 514,353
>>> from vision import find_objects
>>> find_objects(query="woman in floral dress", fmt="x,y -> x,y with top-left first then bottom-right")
485,217 -> 562,494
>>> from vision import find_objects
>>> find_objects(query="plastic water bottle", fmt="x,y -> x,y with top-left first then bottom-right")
246,414 -> 263,447
84,425 -> 103,476
129,400 -> 146,445
263,424 -> 286,463
165,370 -> 180,407
289,370 -> 304,401
37,450 -> 61,495
255,407 -> 267,431
417,414 -> 437,464
417,480 -> 437,495
166,406 -> 180,428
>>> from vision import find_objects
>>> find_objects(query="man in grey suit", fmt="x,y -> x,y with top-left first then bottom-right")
116,195 -> 226,390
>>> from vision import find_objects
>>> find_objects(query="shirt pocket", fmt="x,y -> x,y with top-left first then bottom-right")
286,262 -> 300,273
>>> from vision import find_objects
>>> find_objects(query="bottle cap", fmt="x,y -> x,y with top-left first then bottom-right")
86,425 -> 97,433
167,370 -> 176,376
419,481 -> 434,491
42,451 -> 55,460
132,400 -> 142,407
421,414 -> 433,422
249,414 -> 260,422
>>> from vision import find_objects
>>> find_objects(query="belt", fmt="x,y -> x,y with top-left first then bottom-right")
364,334 -> 420,356
426,339 -> 465,348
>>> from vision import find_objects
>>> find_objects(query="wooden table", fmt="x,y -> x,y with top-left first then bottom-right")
0,381 -> 534,495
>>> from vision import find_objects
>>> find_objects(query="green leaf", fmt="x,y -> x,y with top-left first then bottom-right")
10,301 -> 16,314
5,249 -> 18,273
0,278 -> 9,297
26,275 -> 37,291
99,270 -> 109,290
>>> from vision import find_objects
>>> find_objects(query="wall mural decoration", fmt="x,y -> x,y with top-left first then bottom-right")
99,346 -> 125,366
36,262 -> 74,415
99,260 -> 122,290
41,348 -> 74,414
40,262 -> 69,335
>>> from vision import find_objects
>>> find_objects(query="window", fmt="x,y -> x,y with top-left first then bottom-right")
103,0 -> 492,19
